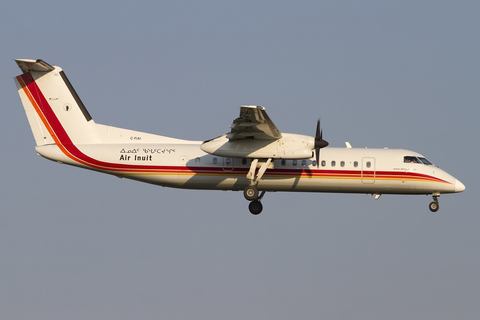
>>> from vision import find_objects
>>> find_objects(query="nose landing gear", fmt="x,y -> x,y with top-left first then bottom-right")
429,194 -> 440,212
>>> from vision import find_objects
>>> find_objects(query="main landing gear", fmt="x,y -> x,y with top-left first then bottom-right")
244,185 -> 259,201
244,185 -> 267,215
244,159 -> 272,215
429,194 -> 440,212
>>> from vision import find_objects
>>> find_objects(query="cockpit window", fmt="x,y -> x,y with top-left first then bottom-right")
404,156 -> 433,165
418,157 -> 433,165
404,156 -> 421,163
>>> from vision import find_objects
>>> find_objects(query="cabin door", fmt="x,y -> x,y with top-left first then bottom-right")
361,157 -> 376,184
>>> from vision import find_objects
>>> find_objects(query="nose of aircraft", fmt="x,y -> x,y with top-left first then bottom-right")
455,179 -> 466,193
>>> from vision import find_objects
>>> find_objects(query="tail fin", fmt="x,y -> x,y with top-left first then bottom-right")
14,59 -> 97,147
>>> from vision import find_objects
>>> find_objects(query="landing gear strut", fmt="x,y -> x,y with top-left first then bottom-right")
429,195 -> 440,212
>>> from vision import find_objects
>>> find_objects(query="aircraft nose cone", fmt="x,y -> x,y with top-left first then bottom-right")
455,179 -> 466,193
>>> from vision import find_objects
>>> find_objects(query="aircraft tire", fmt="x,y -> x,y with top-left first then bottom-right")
249,200 -> 263,215
244,186 -> 259,201
429,201 -> 439,212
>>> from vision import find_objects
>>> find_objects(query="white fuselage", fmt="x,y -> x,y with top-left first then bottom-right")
35,135 -> 464,196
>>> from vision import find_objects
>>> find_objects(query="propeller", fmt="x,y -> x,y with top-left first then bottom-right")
314,119 -> 329,168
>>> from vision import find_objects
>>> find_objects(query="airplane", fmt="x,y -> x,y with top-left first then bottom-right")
14,59 -> 465,215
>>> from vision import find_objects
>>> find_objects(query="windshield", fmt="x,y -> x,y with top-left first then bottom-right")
418,157 -> 433,165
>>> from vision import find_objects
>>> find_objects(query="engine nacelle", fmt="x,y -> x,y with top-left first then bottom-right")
201,133 -> 315,159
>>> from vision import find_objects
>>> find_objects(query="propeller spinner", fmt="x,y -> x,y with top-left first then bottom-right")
314,119 -> 329,167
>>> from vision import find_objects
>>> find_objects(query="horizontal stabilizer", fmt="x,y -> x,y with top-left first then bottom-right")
15,59 -> 55,73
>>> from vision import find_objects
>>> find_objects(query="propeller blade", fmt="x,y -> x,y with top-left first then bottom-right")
314,119 -> 329,168
316,119 -> 321,140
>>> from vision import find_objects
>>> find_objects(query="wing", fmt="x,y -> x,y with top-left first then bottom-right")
226,106 -> 282,140
201,106 -> 316,159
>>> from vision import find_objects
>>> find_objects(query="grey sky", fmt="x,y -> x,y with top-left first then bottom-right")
1,1 -> 478,319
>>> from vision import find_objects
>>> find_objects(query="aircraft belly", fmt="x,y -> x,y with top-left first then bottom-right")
120,169 -> 453,196
257,174 -> 448,194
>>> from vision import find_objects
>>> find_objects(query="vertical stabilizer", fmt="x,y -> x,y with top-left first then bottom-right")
14,59 -> 97,147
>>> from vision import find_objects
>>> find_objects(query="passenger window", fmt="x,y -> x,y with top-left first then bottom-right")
281,159 -> 286,166
225,158 -> 231,165
312,160 -> 317,167
292,160 -> 297,166
331,161 -> 336,167
195,157 -> 200,163
366,161 -> 371,168
353,161 -> 358,167
242,158 -> 247,165
340,161 -> 345,167
213,158 -> 217,164
321,160 -> 326,167
302,160 -> 306,166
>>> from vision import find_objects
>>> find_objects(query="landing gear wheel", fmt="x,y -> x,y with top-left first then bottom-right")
244,186 -> 259,201
249,200 -> 263,215
429,201 -> 439,212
